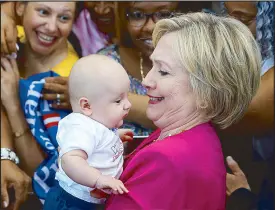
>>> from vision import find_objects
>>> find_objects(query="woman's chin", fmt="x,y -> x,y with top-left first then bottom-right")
146,109 -> 157,122
31,45 -> 53,56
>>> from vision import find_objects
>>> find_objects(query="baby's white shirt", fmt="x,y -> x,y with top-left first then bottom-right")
55,113 -> 124,204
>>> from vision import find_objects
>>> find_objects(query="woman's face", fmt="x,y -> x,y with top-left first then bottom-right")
19,2 -> 76,56
142,32 -> 198,128
85,2 -> 115,34
224,2 -> 257,37
126,2 -> 178,58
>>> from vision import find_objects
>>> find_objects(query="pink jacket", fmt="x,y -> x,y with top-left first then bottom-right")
106,122 -> 226,210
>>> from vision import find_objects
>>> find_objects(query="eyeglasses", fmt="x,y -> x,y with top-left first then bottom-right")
126,10 -> 175,27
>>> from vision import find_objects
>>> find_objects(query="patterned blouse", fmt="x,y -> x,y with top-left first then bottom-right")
97,45 -> 152,136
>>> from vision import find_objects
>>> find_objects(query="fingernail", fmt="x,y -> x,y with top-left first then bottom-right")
3,201 -> 8,208
11,52 -> 17,59
227,156 -> 233,162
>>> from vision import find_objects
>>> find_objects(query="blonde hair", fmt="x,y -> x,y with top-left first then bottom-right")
153,12 -> 261,129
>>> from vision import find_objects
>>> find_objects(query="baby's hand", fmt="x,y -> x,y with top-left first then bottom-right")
118,129 -> 133,143
95,175 -> 129,194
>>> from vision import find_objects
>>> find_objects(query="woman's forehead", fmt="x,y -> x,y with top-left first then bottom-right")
30,2 -> 76,12
129,2 -> 178,11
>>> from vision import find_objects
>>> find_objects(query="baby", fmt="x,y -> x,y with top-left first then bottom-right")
44,55 -> 132,210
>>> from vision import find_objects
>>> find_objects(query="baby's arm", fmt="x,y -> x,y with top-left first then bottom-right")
61,149 -> 128,194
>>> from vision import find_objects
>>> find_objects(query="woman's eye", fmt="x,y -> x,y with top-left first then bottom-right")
38,9 -> 48,16
130,11 -> 144,20
159,70 -> 169,76
59,15 -> 70,22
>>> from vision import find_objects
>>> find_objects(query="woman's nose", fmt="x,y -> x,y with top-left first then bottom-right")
142,17 -> 155,35
142,71 -> 155,90
45,17 -> 58,33
94,2 -> 112,15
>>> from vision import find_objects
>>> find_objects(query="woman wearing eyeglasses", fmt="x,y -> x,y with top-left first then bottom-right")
97,2 -> 179,138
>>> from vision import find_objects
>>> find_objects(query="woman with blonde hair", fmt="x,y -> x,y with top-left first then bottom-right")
94,12 -> 262,209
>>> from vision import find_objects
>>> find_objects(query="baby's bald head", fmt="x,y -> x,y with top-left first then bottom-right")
68,54 -> 129,112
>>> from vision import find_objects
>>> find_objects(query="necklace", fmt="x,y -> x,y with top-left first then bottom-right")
153,129 -> 185,142
139,52 -> 145,80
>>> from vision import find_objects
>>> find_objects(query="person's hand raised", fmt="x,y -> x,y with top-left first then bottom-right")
1,11 -> 17,55
226,156 -> 251,196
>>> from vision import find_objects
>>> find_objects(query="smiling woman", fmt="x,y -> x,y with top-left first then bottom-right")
103,12 -> 261,210
16,2 -> 75,63
1,1 -> 79,207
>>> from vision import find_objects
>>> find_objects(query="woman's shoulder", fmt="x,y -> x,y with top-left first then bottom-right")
145,123 -> 223,165
96,44 -> 121,63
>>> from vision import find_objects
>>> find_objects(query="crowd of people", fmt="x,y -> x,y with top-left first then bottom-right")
1,1 -> 274,210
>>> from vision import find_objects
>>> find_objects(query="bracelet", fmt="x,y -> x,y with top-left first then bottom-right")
14,127 -> 29,138
1,148 -> 20,165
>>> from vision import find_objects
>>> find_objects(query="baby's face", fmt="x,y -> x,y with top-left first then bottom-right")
91,73 -> 132,129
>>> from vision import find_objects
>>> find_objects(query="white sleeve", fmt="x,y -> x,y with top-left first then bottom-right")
57,125 -> 98,157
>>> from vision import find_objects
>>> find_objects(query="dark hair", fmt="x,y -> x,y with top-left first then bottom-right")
75,2 -> 84,20
178,1 -> 212,13
116,2 -> 133,48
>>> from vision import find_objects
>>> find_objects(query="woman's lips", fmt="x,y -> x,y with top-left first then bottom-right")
36,32 -> 57,47
148,95 -> 165,104
96,16 -> 113,25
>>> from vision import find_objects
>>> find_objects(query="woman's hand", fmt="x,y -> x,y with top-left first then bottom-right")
42,77 -> 72,110
1,57 -> 20,110
1,160 -> 31,210
1,10 -> 17,55
226,156 -> 251,196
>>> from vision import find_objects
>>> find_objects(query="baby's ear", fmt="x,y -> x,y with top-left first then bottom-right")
79,97 -> 93,116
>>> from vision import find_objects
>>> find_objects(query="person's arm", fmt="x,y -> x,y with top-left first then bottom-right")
226,156 -> 257,210
4,104 -> 46,176
1,57 -> 45,176
61,150 -> 128,194
1,104 -> 32,210
127,93 -> 156,129
1,104 -> 14,150
224,67 -> 274,136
